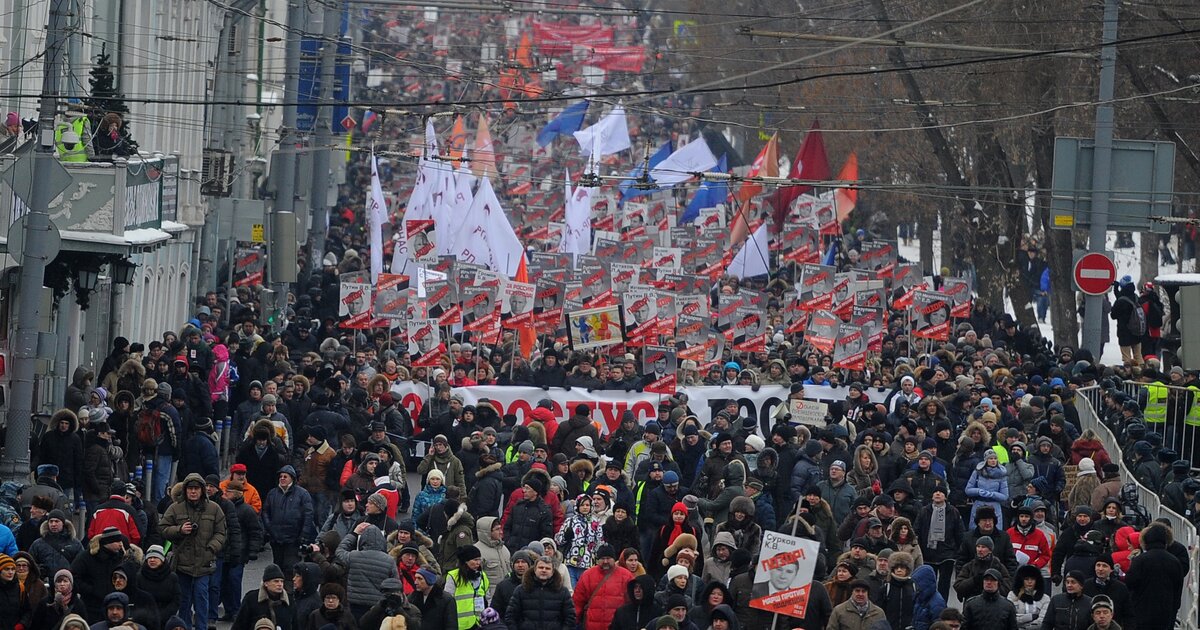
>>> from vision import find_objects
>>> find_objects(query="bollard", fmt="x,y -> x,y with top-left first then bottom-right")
145,459 -> 154,504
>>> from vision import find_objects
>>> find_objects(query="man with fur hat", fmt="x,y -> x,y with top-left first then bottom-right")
1125,521 -> 1185,629
159,473 -> 227,630
873,551 -> 915,629
230,564 -> 293,630
957,504 -> 1018,576
69,526 -> 140,622
16,493 -> 56,550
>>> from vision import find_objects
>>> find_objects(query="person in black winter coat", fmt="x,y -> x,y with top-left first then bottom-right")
602,503 -> 640,559
28,510 -> 83,575
290,562 -> 323,630
36,410 -> 85,500
1125,522 -> 1185,629
410,569 -> 456,630
231,564 -> 294,630
956,506 -> 1018,577
492,550 -> 536,619
69,528 -> 141,622
359,578 -> 422,630
610,575 -> 661,630
470,456 -> 506,519
961,568 -> 1018,630
531,350 -> 568,389
1042,571 -> 1092,630
503,480 -> 553,553
1083,555 -> 1132,630
503,556 -> 576,630
139,546 -> 181,630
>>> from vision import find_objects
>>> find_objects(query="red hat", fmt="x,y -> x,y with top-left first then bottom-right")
672,502 -> 688,515
230,463 -> 247,473
530,462 -> 548,472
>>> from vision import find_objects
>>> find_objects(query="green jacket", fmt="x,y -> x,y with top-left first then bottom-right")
159,473 -> 227,576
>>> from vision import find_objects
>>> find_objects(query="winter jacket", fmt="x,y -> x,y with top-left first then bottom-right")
610,575 -> 661,630
236,431 -> 286,499
1043,591 -> 1092,630
434,505 -> 477,573
962,588 -> 1018,630
826,598 -> 889,630
556,506 -> 605,570
1008,524 -> 1052,570
37,411 -> 84,490
159,474 -> 228,577
1006,451 -> 1037,499
873,573 -> 915,630
915,502 -> 966,564
69,536 -> 142,622
231,585 -> 294,630
1125,524 -> 1185,629
469,462 -> 506,519
818,478 -> 859,525
789,449 -> 823,504
227,494 -> 264,565
1082,578 -> 1132,630
504,495 -> 553,553
178,430 -> 220,483
966,462 -> 1009,528
28,518 -> 83,575
417,451 -> 466,497
81,432 -> 116,503
139,558 -> 182,630
476,516 -> 511,598
696,461 -> 747,525
87,495 -> 142,547
412,482 -> 446,526
551,414 -> 599,458
954,553 -> 1010,601
911,565 -> 945,630
505,570 -> 576,630
716,497 -> 763,558
335,525 -> 399,608
602,514 -> 639,561
1030,449 -> 1066,501
263,482 -> 316,545
571,565 -> 632,630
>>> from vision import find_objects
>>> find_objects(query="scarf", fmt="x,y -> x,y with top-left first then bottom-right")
667,502 -> 688,545
928,503 -> 947,548
852,599 -> 872,615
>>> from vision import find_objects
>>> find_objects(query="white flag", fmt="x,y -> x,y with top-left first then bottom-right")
367,152 -> 387,282
393,122 -> 441,276
726,223 -> 771,279
438,162 -> 474,256
558,168 -> 593,258
453,178 -> 524,276
650,137 -> 718,187
574,103 -> 631,158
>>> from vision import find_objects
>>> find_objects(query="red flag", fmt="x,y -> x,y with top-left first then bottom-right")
732,133 -> 779,246
833,152 -> 858,223
515,255 -> 537,359
472,114 -> 497,180
447,115 -> 468,162
766,121 -> 830,230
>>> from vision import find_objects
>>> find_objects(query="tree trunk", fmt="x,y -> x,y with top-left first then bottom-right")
1032,107 -> 1080,348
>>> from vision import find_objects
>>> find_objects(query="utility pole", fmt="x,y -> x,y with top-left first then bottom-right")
308,1 -> 340,275
1082,0 -> 1119,358
3,0 -> 69,481
267,0 -> 305,329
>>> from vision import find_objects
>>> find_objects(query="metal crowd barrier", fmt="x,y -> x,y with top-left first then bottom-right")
1078,385 -> 1199,629
1089,380 -> 1200,471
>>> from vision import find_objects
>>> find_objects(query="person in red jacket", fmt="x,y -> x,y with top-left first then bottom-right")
1110,526 -> 1139,574
572,544 -> 632,630
1007,505 -> 1051,572
86,481 -> 141,546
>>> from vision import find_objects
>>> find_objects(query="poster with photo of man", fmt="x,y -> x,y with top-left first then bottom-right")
405,219 -> 437,265
593,236 -> 621,262
424,279 -> 461,326
851,305 -> 885,351
805,309 -> 840,353
798,263 -> 836,311
859,240 -> 897,277
579,262 -> 613,306
233,244 -> 266,287
715,295 -> 745,332
622,288 -> 659,345
941,277 -> 973,318
782,291 -> 808,334
833,323 -> 868,370
610,262 -> 641,296
501,280 -> 536,328
339,271 -> 373,328
749,531 -> 821,618
781,223 -> 821,266
911,290 -> 952,341
733,304 -> 767,352
642,345 -> 677,394
373,273 -> 410,320
676,314 -> 723,363
462,284 -> 499,332
650,247 -> 682,277
891,263 -> 925,309
655,291 -> 678,336
407,318 -> 443,366
675,292 -> 710,319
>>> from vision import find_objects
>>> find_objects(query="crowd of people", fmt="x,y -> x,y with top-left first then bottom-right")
2,3 -> 1196,630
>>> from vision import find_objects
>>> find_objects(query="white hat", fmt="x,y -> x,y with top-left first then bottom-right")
1078,457 -> 1096,475
323,252 -> 337,267
745,435 -> 765,453
667,564 -> 689,582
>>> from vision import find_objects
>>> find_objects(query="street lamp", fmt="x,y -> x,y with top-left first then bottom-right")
112,259 -> 137,285
75,266 -> 100,293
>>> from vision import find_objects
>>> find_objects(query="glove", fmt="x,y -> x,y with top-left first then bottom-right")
542,385 -> 550,390
563,385 -> 572,391
1051,574 -> 1062,585
751,384 -> 761,392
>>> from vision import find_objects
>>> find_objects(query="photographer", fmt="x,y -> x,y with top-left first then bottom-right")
159,473 -> 227,630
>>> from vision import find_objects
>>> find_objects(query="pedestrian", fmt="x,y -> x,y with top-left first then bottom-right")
335,522 -> 398,619
263,466 -> 315,581
962,568 -> 1018,630
571,544 -> 631,630
409,569 -> 456,630
1124,522 -> 1185,629
1043,571 -> 1093,630
826,579 -> 887,629
230,564 -> 293,630
159,473 -> 227,630
503,555 -> 576,630
443,545 -> 490,630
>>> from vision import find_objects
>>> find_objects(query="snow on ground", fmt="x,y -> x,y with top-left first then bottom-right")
896,230 -> 1184,365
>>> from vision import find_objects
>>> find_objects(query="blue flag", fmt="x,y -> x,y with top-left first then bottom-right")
618,141 -> 673,203
680,154 -> 729,224
822,237 -> 838,267
536,101 -> 589,147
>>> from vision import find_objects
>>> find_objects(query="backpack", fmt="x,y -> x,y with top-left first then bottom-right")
1123,297 -> 1147,337
136,406 -> 164,447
